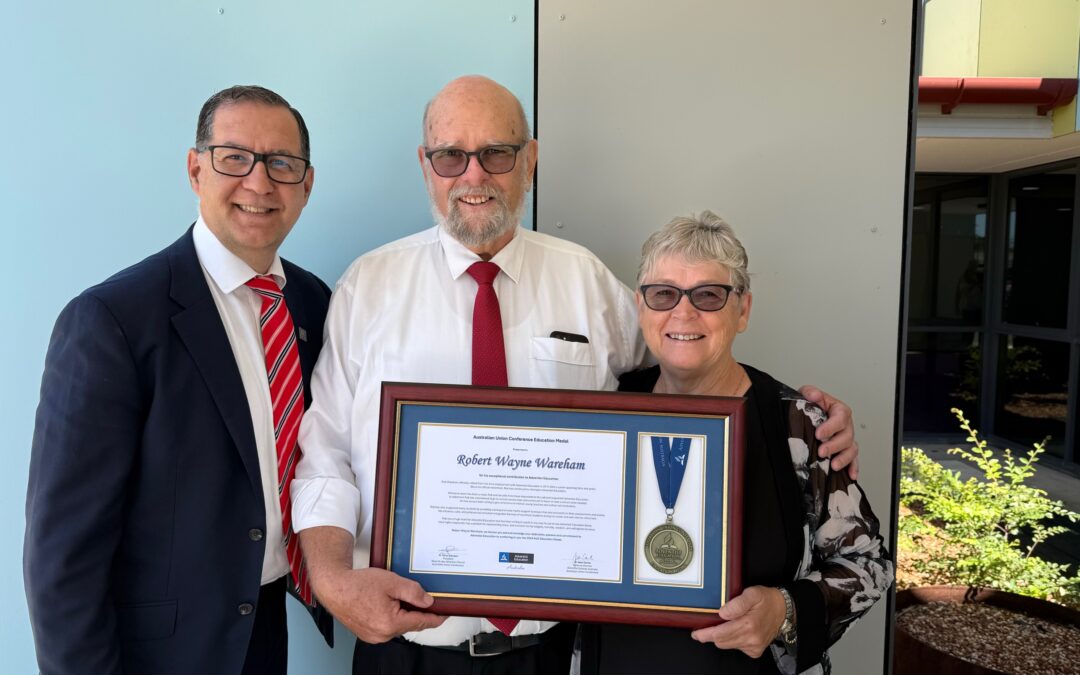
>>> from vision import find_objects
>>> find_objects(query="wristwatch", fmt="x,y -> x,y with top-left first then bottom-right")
775,587 -> 798,647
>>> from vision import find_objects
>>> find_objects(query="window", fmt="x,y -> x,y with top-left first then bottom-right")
905,176 -> 988,432
905,164 -> 1079,467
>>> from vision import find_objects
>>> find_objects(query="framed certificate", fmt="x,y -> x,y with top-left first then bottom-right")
370,382 -> 745,628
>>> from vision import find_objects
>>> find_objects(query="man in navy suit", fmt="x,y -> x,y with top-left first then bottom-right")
25,85 -> 333,675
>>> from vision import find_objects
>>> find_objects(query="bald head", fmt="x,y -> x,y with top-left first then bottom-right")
418,75 -> 539,258
422,75 -> 531,146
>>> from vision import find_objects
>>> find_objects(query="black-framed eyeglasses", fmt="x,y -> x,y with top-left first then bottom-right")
423,144 -> 523,178
199,145 -> 310,184
639,284 -> 739,312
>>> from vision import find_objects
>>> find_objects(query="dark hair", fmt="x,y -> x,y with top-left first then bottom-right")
195,85 -> 310,159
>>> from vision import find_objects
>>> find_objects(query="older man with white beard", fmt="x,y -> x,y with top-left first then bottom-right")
291,75 -> 860,675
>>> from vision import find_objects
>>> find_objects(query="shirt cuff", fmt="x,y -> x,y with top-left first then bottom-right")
291,476 -> 362,534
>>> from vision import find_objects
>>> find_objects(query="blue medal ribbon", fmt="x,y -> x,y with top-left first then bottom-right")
651,436 -> 691,512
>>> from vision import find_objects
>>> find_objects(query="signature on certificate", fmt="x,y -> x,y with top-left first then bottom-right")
505,564 -> 526,571
438,545 -> 465,555
568,552 -> 595,564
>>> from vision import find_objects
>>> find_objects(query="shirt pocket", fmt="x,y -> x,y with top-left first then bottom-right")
529,337 -> 599,389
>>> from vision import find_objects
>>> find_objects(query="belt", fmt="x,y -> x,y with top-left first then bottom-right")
432,630 -> 545,657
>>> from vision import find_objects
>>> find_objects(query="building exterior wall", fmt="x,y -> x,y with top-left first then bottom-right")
914,1 -> 1080,471
978,0 -> 1080,77
922,0 -> 1080,135
922,0 -> 982,76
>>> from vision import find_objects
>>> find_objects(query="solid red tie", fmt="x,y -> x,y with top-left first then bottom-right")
246,275 -> 314,605
466,262 -> 518,635
466,262 -> 509,387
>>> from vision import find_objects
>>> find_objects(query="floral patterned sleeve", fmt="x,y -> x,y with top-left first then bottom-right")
770,391 -> 895,675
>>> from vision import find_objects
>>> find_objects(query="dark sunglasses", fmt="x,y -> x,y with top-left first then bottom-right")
639,284 -> 739,312
423,144 -> 523,177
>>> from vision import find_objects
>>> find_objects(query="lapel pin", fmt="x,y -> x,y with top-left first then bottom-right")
298,327 -> 308,342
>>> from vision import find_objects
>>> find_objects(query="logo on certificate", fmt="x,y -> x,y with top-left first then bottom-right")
499,552 -> 534,564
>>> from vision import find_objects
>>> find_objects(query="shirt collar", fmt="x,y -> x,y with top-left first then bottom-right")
192,217 -> 286,294
438,224 -> 524,284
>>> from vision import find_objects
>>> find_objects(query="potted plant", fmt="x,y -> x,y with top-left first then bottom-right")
895,408 -> 1080,674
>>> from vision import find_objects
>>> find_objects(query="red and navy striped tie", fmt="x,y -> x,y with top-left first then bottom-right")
246,275 -> 313,605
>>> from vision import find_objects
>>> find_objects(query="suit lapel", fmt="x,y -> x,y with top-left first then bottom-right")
167,229 -> 263,500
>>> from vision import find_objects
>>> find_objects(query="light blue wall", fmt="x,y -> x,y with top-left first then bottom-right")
2,2 -> 534,671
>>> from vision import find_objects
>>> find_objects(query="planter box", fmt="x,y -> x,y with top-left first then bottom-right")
893,586 -> 1080,675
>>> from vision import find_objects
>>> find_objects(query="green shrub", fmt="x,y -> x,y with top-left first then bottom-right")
899,408 -> 1080,606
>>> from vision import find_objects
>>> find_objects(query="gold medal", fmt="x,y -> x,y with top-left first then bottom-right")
645,435 -> 695,574
644,521 -> 693,574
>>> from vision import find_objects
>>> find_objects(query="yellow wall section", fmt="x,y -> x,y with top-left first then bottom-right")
978,0 -> 1080,77
923,0 -> 1080,134
1053,98 -> 1077,135
922,0 -> 982,76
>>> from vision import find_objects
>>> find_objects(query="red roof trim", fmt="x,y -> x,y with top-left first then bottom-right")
918,77 -> 1078,115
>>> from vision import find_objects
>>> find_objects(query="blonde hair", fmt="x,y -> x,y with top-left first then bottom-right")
637,210 -> 750,291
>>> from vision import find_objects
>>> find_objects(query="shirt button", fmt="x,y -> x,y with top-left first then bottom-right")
249,528 -> 264,541
238,603 -> 255,616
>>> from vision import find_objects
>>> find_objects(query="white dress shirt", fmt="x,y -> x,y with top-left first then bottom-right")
193,218 -> 291,586
294,225 -> 647,646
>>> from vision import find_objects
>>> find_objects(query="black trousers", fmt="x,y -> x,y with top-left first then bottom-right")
241,577 -> 289,675
578,623 -> 781,675
352,622 -> 576,675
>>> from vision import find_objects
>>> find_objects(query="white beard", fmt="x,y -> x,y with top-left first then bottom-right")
428,175 -> 529,248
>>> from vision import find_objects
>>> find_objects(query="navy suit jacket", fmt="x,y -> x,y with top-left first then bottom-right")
25,229 -> 334,675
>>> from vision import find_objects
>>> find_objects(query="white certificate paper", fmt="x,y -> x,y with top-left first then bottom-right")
409,423 -> 626,582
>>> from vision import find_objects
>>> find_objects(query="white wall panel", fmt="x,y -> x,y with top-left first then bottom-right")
537,2 -> 916,671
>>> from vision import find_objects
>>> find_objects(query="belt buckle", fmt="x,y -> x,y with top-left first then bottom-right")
468,632 -> 504,657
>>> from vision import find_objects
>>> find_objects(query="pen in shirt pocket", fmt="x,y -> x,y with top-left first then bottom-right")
550,331 -> 589,344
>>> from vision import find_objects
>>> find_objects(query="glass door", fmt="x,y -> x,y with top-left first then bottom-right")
992,167 -> 1076,459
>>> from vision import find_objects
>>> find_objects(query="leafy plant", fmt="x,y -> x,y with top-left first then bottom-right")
899,408 -> 1080,606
